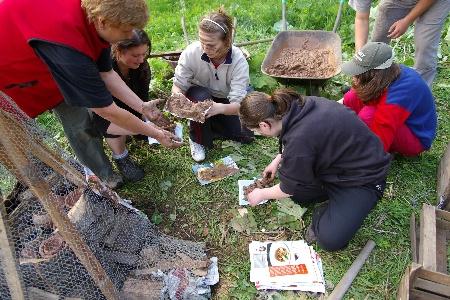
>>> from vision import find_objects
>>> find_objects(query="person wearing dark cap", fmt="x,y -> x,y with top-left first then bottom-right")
341,42 -> 437,156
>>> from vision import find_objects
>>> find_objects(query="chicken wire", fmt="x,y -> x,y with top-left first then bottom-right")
0,91 -> 208,300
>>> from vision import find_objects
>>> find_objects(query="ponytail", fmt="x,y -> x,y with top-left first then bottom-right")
199,6 -> 233,48
239,88 -> 304,129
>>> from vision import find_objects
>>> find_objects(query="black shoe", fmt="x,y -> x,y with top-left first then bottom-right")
304,224 -> 317,245
341,85 -> 351,95
114,155 -> 144,182
102,172 -> 124,189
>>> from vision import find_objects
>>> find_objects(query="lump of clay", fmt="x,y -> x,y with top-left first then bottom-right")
152,114 -> 177,134
164,93 -> 213,123
243,177 -> 273,198
198,164 -> 239,181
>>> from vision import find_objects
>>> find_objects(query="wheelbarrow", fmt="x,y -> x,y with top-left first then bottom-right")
261,0 -> 345,95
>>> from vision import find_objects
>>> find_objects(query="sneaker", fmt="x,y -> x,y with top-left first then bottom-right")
114,155 -> 145,182
189,138 -> 206,162
304,224 -> 317,245
102,173 -> 124,189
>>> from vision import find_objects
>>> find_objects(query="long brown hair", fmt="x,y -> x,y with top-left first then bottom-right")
239,88 -> 304,129
199,7 -> 233,49
111,29 -> 151,60
353,63 -> 401,103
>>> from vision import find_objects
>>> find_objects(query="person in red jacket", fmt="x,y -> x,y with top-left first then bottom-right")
0,0 -> 181,188
341,42 -> 437,156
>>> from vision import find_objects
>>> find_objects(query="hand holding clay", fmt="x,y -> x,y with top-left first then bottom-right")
142,99 -> 164,122
247,188 -> 265,206
387,18 -> 410,39
205,102 -> 223,118
157,129 -> 183,149
262,162 -> 278,182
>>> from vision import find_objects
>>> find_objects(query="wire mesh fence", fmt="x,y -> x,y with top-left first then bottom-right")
0,91 -> 210,300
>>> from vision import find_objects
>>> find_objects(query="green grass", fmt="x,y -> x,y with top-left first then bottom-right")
36,1 -> 450,299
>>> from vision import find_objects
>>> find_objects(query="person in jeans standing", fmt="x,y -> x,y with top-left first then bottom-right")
349,0 -> 450,87
240,89 -> 391,251
172,7 -> 253,162
0,0 -> 181,188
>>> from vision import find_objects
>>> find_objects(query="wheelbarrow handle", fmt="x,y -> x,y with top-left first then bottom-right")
282,0 -> 287,31
332,0 -> 345,33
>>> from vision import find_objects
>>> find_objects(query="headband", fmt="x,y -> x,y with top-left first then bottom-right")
202,18 -> 227,34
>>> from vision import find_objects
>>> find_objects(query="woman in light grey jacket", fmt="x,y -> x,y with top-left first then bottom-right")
172,7 -> 253,162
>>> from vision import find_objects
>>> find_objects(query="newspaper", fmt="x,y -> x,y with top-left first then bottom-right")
192,156 -> 239,185
249,240 -> 325,293
147,121 -> 183,145
238,179 -> 268,206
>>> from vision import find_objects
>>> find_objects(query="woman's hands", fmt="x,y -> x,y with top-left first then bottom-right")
156,128 -> 182,149
262,154 -> 282,181
205,102 -> 224,118
142,99 -> 164,122
247,188 -> 266,206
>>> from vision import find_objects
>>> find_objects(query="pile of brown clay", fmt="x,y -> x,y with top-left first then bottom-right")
165,93 -> 213,123
243,177 -> 273,197
198,164 -> 239,181
266,48 -> 336,78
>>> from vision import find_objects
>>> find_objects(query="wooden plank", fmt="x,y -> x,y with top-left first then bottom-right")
410,213 -> 418,263
0,112 -> 118,300
0,201 -> 26,300
419,204 -> 437,271
436,218 -> 450,231
436,229 -> 448,274
28,287 -> 59,300
436,209 -> 450,222
397,263 -> 421,300
410,289 -> 449,300
416,269 -> 450,286
437,142 -> 450,210
414,278 -> 450,297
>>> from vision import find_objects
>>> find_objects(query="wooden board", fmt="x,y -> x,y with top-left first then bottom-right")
437,142 -> 450,210
419,204 -> 437,271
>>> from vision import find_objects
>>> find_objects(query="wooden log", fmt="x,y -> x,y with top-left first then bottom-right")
437,142 -> 450,210
120,278 -> 163,300
0,201 -> 26,300
419,204 -> 437,271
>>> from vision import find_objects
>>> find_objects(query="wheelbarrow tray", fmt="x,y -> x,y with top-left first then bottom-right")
261,30 -> 342,80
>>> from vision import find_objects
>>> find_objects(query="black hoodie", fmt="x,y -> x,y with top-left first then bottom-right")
278,96 -> 391,196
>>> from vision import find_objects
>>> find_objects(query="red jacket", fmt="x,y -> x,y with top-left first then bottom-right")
0,0 -> 110,117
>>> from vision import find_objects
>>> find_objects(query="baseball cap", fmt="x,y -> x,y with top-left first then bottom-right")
342,42 -> 394,76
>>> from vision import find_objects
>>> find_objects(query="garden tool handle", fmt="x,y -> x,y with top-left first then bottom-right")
282,0 -> 287,31
332,0 -> 345,33
328,240 -> 376,300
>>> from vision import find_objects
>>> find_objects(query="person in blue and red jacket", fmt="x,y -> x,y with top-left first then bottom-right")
341,42 -> 437,156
